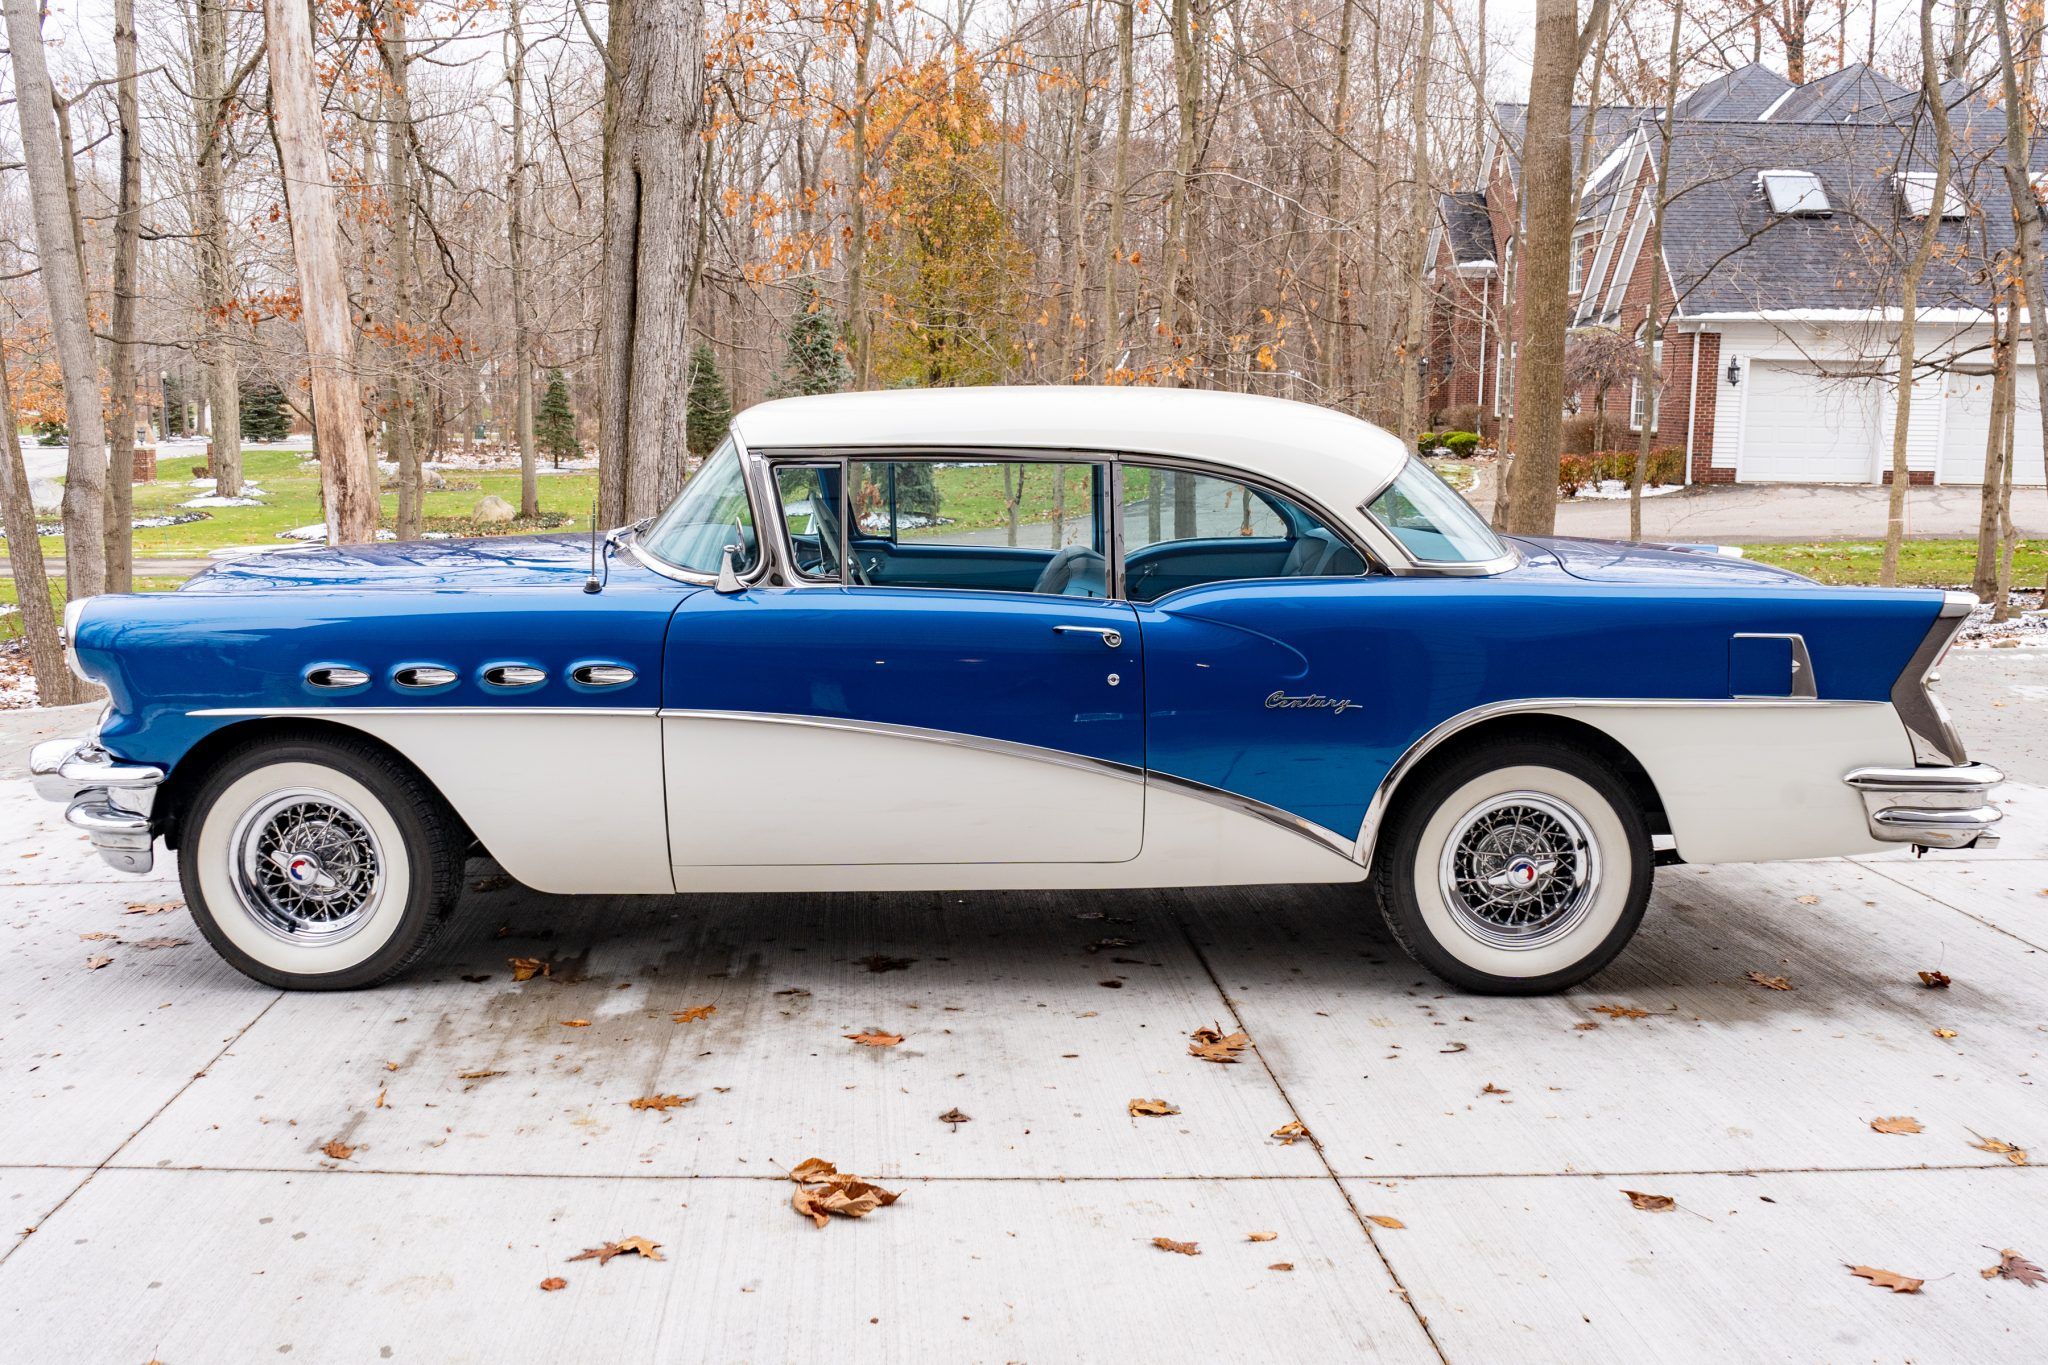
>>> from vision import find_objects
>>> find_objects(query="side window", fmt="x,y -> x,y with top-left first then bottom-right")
773,463 -> 844,583
1121,465 -> 1368,603
845,458 -> 1111,597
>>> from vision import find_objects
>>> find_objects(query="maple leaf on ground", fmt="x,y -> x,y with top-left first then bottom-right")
1794,894 -> 1820,905
79,931 -> 115,942
1128,1097 -> 1180,1117
1152,1237 -> 1200,1255
1969,1135 -> 2030,1166
1746,972 -> 1793,991
1622,1190 -> 1675,1212
786,1157 -> 902,1228
84,955 -> 113,971
1589,1004 -> 1650,1020
627,1094 -> 694,1112
1870,1116 -> 1923,1135
1916,970 -> 1951,989
938,1107 -> 971,1127
129,937 -> 190,950
568,1236 -> 664,1265
1188,1025 -> 1251,1063
673,1004 -> 716,1023
1932,1028 -> 1958,1039
1981,1249 -> 2045,1287
124,900 -> 181,915
539,1277 -> 567,1292
1481,1082 -> 1509,1095
321,1140 -> 355,1160
1847,1264 -> 1923,1293
1248,1231 -> 1278,1242
846,1030 -> 903,1047
508,957 -> 551,982
1271,1120 -> 1311,1146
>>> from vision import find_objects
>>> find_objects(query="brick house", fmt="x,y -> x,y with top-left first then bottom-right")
1427,62 -> 2047,486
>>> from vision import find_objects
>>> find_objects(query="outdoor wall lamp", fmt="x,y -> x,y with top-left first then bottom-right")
1726,356 -> 1742,386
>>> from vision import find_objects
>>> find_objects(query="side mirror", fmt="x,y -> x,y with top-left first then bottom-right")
714,543 -> 745,594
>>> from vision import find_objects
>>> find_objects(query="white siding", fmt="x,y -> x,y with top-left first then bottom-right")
1941,367 -> 2046,486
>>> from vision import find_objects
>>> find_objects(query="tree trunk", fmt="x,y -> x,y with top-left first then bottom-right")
1495,0 -> 1579,534
1972,293 -> 2013,600
0,343 -> 85,706
264,0 -> 377,543
1629,0 -> 1683,543
844,0 -> 879,390
1396,0 -> 1433,440
1159,0 -> 1205,378
4,0 -> 108,598
1057,0 -> 1095,382
509,0 -> 539,519
105,0 -> 143,593
1321,0 -> 1355,406
1988,0 -> 2048,547
379,5 -> 423,539
194,0 -> 241,499
1881,0 -> 1953,587
1097,0 -> 1135,374
596,0 -> 707,521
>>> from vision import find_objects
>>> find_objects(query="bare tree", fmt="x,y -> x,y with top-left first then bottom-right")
106,0 -> 144,594
509,0 -> 539,519
1397,0 -> 1435,441
1629,0 -> 1685,543
191,0 -> 243,499
0,342 -> 86,706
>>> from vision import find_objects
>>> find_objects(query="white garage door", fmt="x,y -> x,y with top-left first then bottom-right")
1940,369 -> 2046,487
1741,361 -> 1880,483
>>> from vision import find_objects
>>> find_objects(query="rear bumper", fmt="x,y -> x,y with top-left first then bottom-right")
29,736 -> 163,874
1844,763 -> 2003,851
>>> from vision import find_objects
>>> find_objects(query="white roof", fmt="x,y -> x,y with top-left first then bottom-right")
731,387 -> 1409,528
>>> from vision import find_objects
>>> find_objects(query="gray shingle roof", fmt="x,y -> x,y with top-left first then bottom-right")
1438,191 -> 1495,266
1760,63 -> 1911,123
1674,63 -> 1793,120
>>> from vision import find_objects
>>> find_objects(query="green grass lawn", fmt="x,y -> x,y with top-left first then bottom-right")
1,575 -> 186,643
1742,539 -> 2045,588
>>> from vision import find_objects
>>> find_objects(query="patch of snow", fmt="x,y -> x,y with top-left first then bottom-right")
277,524 -> 397,542
1955,592 -> 2048,650
0,642 -> 39,710
181,495 -> 264,508
1573,480 -> 1685,500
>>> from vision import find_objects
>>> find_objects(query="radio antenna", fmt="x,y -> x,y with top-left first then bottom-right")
583,498 -> 603,594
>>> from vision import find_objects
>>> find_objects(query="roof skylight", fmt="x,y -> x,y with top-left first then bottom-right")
1897,172 -> 1965,219
1758,169 -> 1831,216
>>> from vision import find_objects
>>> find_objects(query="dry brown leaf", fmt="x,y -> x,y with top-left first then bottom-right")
1590,1004 -> 1650,1020
1917,970 -> 1951,989
1152,1237 -> 1200,1256
568,1236 -> 664,1265
1981,1249 -> 2045,1287
1481,1082 -> 1509,1095
1128,1097 -> 1180,1117
1746,971 -> 1793,991
1970,1136 -> 2030,1166
627,1094 -> 694,1112
787,1157 -> 902,1228
509,957 -> 550,982
1870,1116 -> 1923,1136
1572,1021 -> 1601,1031
458,1068 -> 506,1080
673,1004 -> 716,1023
79,931 -> 115,941
1847,1264 -> 1923,1294
1248,1231 -> 1278,1242
1365,1215 -> 1405,1230
84,954 -> 113,971
1271,1120 -> 1311,1145
321,1139 -> 355,1161
539,1277 -> 567,1292
374,1089 -> 386,1109
1622,1190 -> 1676,1212
1794,894 -> 1820,905
124,900 -> 181,915
1188,1025 -> 1251,1063
1268,1262 -> 1295,1272
1932,1028 -> 1958,1039
846,1030 -> 904,1047
560,1019 -> 591,1028
129,937 -> 189,950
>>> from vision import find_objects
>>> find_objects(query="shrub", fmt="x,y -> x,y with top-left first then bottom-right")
1416,431 -> 1440,456
1557,448 -> 1685,498
1440,431 -> 1481,457
31,419 -> 66,445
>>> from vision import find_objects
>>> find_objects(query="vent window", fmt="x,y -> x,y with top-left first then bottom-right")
1758,169 -> 1831,216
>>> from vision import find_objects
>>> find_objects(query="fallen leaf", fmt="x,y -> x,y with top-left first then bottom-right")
1932,1028 -> 1958,1039
938,1107 -> 971,1126
1271,1120 -> 1311,1145
509,957 -> 551,982
1917,970 -> 1951,989
1794,894 -> 1820,905
1248,1231 -> 1278,1242
1622,1190 -> 1676,1212
1188,1025 -> 1251,1063
1970,1135 -> 2029,1166
374,1089 -> 386,1109
84,955 -> 113,971
1481,1083 -> 1509,1095
1365,1215 -> 1405,1230
129,937 -> 189,950
79,931 -> 116,941
321,1140 -> 355,1160
560,1019 -> 591,1028
1128,1097 -> 1180,1117
1746,971 -> 1793,991
1590,1005 -> 1650,1020
673,1005 -> 716,1023
1981,1248 -> 2045,1287
1269,1262 -> 1295,1271
457,1069 -> 506,1080
1572,1021 -> 1600,1031
857,954 -> 916,973
1083,937 -> 1136,954
1152,1237 -> 1200,1255
1439,1041 -> 1469,1054
786,1158 -> 902,1228
568,1236 -> 664,1265
627,1094 -> 694,1112
124,900 -> 182,915
1847,1264 -> 1923,1294
539,1277 -> 567,1292
471,873 -> 511,892
846,1030 -> 903,1048
1870,1116 -> 1923,1136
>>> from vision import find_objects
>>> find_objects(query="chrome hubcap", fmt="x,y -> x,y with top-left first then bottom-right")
1437,791 -> 1601,951
229,789 -> 385,943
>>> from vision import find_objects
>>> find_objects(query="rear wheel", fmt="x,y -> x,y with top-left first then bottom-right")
178,734 -> 462,989
1373,739 -> 1652,994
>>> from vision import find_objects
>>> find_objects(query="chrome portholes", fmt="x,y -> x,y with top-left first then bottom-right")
305,665 -> 370,690
393,665 -> 458,690
482,664 -> 548,689
227,788 -> 386,944
1435,791 -> 1601,951
571,663 -> 637,688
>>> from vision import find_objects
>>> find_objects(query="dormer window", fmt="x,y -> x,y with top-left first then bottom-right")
1758,169 -> 1830,216
1897,172 -> 1965,218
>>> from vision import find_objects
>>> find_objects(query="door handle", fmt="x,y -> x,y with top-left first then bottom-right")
1053,624 -> 1123,648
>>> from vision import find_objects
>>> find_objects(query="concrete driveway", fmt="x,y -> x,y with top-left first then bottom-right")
1551,480 -> 2048,544
2,654 -> 2043,1362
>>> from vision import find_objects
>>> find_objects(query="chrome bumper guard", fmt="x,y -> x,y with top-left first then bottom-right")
1844,763 -> 2003,851
28,737 -> 163,874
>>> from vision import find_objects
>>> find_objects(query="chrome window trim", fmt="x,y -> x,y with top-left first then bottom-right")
1357,458 -> 1519,577
767,459 -> 850,586
1730,632 -> 1818,700
630,432 -> 779,589
1892,591 -> 1974,765
1351,695 -> 1888,870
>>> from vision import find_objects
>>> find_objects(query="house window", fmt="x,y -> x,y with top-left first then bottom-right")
1568,226 -> 1595,291
1629,326 -> 1662,432
1897,172 -> 1965,219
1758,169 -> 1831,216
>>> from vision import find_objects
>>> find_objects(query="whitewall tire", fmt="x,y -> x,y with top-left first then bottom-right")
179,734 -> 463,989
1374,740 -> 1652,994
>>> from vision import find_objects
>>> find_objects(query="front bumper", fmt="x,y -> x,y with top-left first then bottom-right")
1845,763 -> 2003,851
29,737 -> 164,874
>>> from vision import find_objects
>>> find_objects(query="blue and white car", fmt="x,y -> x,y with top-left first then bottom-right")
34,388 -> 2000,992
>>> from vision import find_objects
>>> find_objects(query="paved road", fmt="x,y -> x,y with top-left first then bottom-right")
1,657 -> 2042,1361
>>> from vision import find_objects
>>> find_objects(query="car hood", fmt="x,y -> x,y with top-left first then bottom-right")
1506,535 -> 1815,588
177,533 -> 657,594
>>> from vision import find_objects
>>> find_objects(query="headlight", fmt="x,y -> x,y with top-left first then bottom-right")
63,595 -> 97,684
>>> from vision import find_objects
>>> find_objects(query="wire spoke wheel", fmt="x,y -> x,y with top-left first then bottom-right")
1436,790 -> 1601,951
229,788 -> 386,944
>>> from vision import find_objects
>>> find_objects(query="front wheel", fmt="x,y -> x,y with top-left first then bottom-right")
178,733 -> 463,989
1373,739 -> 1652,995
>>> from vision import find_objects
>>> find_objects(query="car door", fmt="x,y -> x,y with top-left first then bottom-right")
662,454 -> 1143,869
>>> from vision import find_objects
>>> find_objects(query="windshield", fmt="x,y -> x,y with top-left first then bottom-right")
1365,457 -> 1507,565
638,439 -> 759,576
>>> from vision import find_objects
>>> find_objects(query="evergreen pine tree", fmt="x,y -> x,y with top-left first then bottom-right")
770,277 -> 853,397
535,368 -> 579,467
685,344 -> 733,458
240,383 -> 290,442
